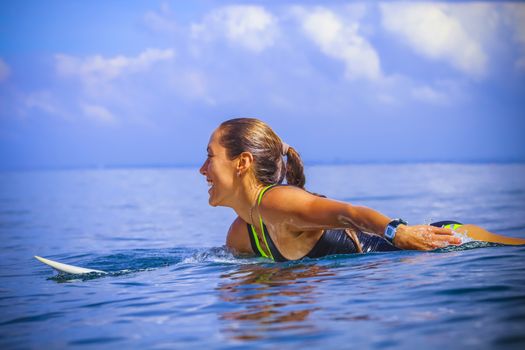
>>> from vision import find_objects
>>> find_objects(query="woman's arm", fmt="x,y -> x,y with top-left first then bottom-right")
225,216 -> 255,254
260,186 -> 460,250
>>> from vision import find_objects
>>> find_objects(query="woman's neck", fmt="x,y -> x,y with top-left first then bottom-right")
231,177 -> 265,225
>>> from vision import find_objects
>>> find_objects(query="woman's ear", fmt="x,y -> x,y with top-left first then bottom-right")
236,151 -> 254,175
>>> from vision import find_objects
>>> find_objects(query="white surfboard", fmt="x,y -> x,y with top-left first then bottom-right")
35,255 -> 106,275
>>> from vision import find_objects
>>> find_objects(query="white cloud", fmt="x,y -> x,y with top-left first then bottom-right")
81,103 -> 117,124
23,91 -> 69,119
55,48 -> 175,83
23,91 -> 118,125
172,70 -> 215,105
295,7 -> 382,81
30,49 -> 175,125
380,3 -> 487,78
376,93 -> 398,106
411,85 -> 449,105
191,5 -> 277,53
144,2 -> 177,33
411,78 -> 467,106
0,58 -> 10,82
501,3 -> 525,71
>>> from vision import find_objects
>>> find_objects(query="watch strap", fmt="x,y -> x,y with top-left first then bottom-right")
384,218 -> 408,243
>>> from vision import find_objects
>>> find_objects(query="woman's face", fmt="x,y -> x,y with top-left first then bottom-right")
199,128 -> 238,207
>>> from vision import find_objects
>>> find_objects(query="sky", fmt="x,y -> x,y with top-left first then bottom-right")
0,0 -> 524,170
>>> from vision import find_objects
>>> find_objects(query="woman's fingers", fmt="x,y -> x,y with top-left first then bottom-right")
416,226 -> 461,248
432,227 -> 454,235
394,225 -> 462,250
433,234 -> 461,245
430,240 -> 450,249
429,227 -> 461,245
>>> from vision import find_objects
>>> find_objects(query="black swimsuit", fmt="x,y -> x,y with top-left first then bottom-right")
246,184 -> 463,262
247,185 -> 401,262
247,223 -> 400,262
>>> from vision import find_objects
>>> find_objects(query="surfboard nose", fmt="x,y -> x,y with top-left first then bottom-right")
35,255 -> 106,275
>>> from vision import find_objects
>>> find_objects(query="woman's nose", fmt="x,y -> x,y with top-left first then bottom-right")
199,159 -> 207,176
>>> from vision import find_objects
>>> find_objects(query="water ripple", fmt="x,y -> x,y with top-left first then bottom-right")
80,297 -> 143,308
1,311 -> 64,326
68,336 -> 125,346
4,165 -> 525,349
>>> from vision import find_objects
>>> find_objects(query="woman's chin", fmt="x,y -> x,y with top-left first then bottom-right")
208,195 -> 226,208
207,188 -> 229,207
208,192 -> 219,207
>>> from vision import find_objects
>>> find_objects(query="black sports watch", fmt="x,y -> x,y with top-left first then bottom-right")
384,218 -> 408,244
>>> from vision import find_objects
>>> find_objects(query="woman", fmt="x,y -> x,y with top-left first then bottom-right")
200,118 -> 525,261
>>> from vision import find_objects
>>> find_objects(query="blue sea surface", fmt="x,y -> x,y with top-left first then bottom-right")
1,164 -> 525,349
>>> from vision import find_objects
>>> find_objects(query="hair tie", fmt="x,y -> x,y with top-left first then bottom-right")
281,142 -> 290,156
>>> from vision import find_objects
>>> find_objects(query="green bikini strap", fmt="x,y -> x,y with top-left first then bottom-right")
257,184 -> 276,205
250,224 -> 269,258
250,184 -> 276,261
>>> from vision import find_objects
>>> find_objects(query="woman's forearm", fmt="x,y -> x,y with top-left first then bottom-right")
343,205 -> 463,250
343,205 -> 391,237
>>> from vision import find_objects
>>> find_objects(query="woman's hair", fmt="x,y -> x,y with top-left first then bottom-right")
219,118 -> 306,188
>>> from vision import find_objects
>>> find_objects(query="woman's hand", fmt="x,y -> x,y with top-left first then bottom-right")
393,225 -> 462,250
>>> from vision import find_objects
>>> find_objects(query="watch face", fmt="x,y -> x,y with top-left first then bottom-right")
385,226 -> 395,240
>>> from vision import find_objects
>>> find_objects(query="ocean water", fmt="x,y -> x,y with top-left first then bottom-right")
1,163 -> 525,349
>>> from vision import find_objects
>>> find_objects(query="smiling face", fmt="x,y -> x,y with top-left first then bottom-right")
199,128 -> 238,207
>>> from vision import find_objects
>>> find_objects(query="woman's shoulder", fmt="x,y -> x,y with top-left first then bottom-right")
264,184 -> 305,198
259,185 -> 317,214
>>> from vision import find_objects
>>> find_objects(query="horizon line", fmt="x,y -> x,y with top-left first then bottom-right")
2,158 -> 525,173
